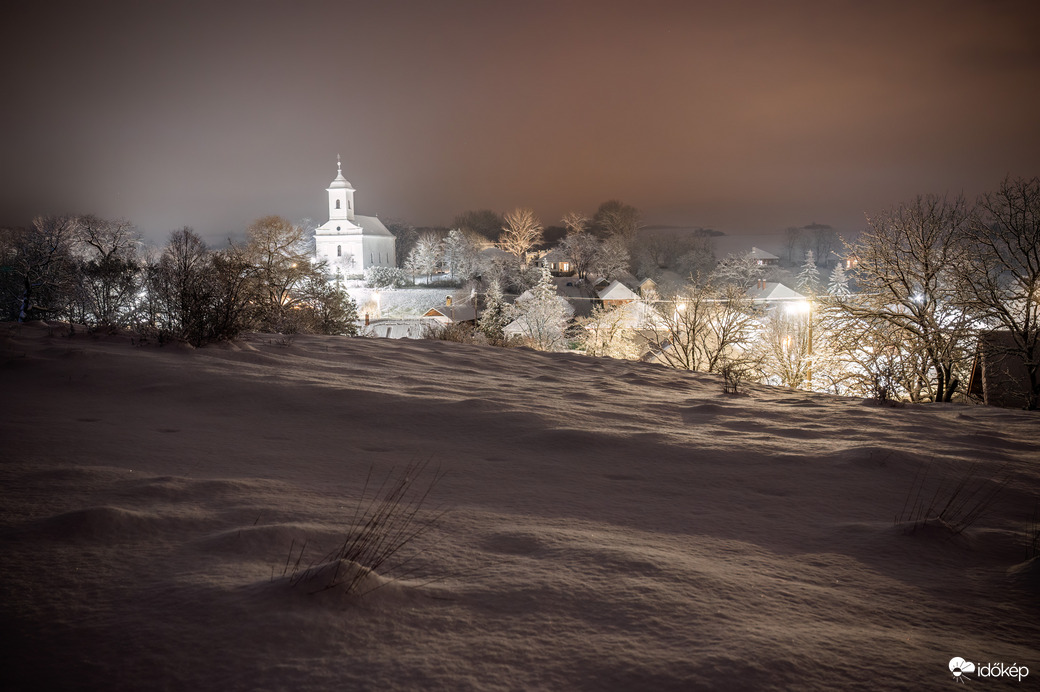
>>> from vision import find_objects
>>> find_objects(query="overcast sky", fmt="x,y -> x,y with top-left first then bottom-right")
3,0 -> 1039,246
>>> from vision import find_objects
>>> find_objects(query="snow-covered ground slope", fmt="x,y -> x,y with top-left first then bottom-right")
1,322 -> 1037,691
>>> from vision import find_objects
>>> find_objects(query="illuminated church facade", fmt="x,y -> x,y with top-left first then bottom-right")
314,157 -> 396,275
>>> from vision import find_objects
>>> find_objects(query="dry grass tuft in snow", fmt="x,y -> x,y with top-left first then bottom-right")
896,461 -> 1012,536
281,460 -> 446,597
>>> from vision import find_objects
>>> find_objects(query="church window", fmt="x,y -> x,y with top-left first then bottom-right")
335,200 -> 341,209
336,226 -> 341,231
337,245 -> 342,257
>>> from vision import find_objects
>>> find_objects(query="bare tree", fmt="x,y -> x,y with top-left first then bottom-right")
783,227 -> 802,264
955,176 -> 1040,408
240,216 -> 315,330
558,230 -> 601,282
146,228 -> 216,344
498,208 -> 543,272
10,216 -> 80,322
453,209 -> 505,241
561,211 -> 590,235
644,284 -> 757,373
74,215 -> 142,328
844,194 -> 974,402
593,200 -> 640,240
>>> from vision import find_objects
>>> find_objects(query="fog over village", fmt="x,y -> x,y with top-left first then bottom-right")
2,1 -> 1040,690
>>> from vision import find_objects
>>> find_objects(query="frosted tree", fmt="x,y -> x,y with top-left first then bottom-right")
498,208 -> 543,271
954,176 -> 1040,409
441,228 -> 478,282
843,194 -> 973,402
710,252 -> 764,289
643,283 -> 757,373
558,229 -> 601,281
578,303 -> 643,360
477,278 -> 510,344
827,262 -> 850,298
407,232 -> 442,283
590,235 -> 630,280
796,250 -> 821,296
509,266 -> 571,351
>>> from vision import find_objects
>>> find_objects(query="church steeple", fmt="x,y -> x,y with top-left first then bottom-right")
327,154 -> 356,221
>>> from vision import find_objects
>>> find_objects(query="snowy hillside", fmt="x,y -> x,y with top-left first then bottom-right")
1,322 -> 1037,691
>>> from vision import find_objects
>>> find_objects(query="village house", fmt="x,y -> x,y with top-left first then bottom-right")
749,247 -> 780,266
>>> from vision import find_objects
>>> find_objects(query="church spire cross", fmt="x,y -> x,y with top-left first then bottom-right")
337,154 -> 342,175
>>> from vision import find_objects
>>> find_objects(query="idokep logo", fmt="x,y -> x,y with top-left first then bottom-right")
949,657 -> 975,682
949,656 -> 1030,683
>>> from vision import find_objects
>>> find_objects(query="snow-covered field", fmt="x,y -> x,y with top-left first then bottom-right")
1,322 -> 1037,691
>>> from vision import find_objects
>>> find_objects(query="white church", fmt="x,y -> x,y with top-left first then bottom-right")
314,157 -> 396,275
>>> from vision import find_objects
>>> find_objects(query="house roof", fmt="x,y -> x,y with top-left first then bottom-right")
598,280 -> 640,302
748,281 -> 805,302
423,304 -> 477,323
749,247 -> 780,260
542,248 -> 571,263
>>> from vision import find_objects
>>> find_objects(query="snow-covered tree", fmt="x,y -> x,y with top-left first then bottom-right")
710,252 -> 764,289
407,232 -> 442,283
507,266 -> 571,351
558,230 -> 601,281
827,262 -> 850,298
643,283 -> 757,373
955,176 -> 1040,409
796,250 -> 821,296
578,303 -> 644,360
498,208 -> 543,271
441,228 -> 478,282
365,265 -> 406,289
477,278 -> 510,344
843,194 -> 973,402
590,235 -> 630,280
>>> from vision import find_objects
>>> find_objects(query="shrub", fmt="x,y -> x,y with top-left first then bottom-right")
365,266 -> 406,289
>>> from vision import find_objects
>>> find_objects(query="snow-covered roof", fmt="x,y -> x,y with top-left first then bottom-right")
598,280 -> 639,302
748,282 -> 805,302
361,318 -> 432,339
423,305 -> 477,323
354,215 -> 395,238
749,247 -> 779,260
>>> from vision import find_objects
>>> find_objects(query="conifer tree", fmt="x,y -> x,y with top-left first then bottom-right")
827,262 -> 850,298
477,278 -> 509,344
797,250 -> 821,296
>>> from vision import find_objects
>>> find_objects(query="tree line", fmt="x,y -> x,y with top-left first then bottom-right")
0,215 -> 358,345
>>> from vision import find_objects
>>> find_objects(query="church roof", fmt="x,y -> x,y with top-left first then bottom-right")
354,215 -> 395,238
